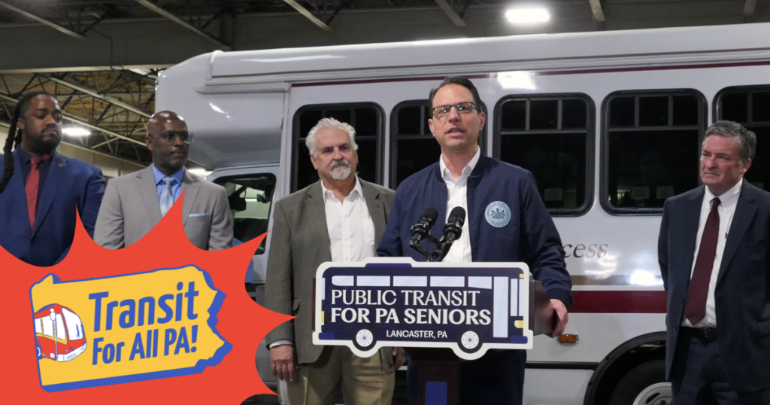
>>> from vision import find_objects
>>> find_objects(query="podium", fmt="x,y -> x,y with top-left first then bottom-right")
312,259 -> 556,405
408,280 -> 555,404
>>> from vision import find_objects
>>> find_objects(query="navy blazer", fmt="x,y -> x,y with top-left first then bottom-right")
0,151 -> 105,267
658,181 -> 769,392
377,155 -> 572,307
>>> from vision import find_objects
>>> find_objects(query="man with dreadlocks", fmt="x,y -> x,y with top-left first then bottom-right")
0,91 -> 105,266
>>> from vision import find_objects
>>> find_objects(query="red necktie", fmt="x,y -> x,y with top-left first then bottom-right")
25,156 -> 44,229
684,197 -> 721,325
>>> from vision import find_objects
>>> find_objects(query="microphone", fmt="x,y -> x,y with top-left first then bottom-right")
411,207 -> 439,245
442,207 -> 466,243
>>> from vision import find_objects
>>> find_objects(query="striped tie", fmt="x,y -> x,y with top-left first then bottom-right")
159,176 -> 175,216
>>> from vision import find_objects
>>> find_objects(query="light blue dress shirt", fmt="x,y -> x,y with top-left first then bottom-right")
151,164 -> 185,204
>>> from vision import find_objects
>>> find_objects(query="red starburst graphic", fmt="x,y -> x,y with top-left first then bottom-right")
0,191 -> 292,404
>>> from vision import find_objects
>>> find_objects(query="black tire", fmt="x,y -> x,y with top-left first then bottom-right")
609,359 -> 669,405
353,327 -> 376,352
457,329 -> 482,353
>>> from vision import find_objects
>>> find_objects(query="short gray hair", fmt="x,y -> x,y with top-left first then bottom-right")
704,120 -> 756,163
305,117 -> 358,157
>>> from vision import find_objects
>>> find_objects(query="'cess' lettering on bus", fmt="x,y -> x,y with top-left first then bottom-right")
562,243 -> 608,258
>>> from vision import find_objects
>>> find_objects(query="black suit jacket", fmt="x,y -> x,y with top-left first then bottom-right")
658,181 -> 769,392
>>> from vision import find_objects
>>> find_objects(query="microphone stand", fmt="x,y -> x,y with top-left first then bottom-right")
405,227 -> 463,404
411,234 -> 456,262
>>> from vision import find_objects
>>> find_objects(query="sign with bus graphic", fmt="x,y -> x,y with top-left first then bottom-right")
29,267 -> 229,392
33,304 -> 87,362
312,258 -> 533,360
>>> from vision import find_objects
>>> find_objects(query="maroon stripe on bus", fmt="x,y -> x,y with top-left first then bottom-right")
535,60 -> 770,76
294,74 -> 490,87
569,291 -> 667,313
292,61 -> 769,88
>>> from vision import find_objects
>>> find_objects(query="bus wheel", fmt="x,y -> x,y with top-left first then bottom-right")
609,360 -> 670,405
458,330 -> 481,353
353,327 -> 376,351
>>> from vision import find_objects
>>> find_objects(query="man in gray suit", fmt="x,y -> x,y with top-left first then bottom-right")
265,118 -> 404,404
94,111 -> 233,250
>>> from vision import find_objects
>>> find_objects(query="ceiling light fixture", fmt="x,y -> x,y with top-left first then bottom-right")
62,126 -> 91,137
505,8 -> 550,24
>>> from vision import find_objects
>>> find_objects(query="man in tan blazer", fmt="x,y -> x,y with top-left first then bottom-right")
94,111 -> 232,250
265,118 -> 404,404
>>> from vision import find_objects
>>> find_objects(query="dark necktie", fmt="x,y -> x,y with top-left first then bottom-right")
684,197 -> 721,325
25,156 -> 44,228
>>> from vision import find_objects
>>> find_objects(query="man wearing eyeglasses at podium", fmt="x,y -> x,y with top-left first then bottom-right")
378,76 -> 572,405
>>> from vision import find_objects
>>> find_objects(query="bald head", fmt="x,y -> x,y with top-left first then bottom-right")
146,110 -> 189,176
147,110 -> 187,134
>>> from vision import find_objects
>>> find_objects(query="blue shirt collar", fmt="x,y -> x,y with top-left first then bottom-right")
152,164 -> 185,186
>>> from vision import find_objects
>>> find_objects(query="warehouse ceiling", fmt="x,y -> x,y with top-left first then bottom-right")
0,0 -> 768,165
0,70 -> 157,164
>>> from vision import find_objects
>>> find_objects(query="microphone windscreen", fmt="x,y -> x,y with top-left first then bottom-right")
421,207 -> 439,224
449,206 -> 466,225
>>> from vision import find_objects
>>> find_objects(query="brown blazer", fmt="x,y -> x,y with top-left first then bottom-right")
264,178 -> 395,364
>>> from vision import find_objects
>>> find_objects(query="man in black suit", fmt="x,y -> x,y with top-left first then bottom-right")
658,120 -> 769,404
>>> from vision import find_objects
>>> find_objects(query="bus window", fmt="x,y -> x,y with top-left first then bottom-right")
41,316 -> 54,339
604,90 -> 705,213
62,308 -> 84,341
55,314 -> 66,342
715,86 -> 770,192
213,174 -> 277,255
390,101 -> 486,189
495,94 -> 593,214
293,104 -> 384,192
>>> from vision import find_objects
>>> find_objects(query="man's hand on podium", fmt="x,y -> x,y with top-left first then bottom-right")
271,345 -> 298,382
390,347 -> 406,374
549,299 -> 569,338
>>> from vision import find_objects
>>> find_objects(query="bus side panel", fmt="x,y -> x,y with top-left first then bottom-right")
524,369 -> 593,404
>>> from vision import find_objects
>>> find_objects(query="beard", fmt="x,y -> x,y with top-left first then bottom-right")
26,128 -> 61,154
330,159 -> 352,180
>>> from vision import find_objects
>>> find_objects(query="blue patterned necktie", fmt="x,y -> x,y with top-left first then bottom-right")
160,176 -> 175,216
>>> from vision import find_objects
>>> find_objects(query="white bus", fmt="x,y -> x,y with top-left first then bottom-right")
156,23 -> 770,404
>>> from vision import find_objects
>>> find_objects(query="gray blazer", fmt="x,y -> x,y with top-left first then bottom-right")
94,166 -> 233,251
265,179 -> 395,365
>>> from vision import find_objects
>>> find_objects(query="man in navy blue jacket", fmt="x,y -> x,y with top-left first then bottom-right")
658,121 -> 769,404
0,91 -> 105,267
378,77 -> 572,404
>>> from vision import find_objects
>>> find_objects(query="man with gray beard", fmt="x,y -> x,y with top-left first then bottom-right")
264,118 -> 404,404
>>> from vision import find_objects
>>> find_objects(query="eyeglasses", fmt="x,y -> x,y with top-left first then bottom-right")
431,102 -> 478,120
150,130 -> 194,144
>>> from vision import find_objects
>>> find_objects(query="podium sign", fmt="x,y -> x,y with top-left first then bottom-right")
312,258 -> 534,360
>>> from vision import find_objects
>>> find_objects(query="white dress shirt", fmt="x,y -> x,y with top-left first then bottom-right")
321,178 -> 376,263
439,147 -> 481,264
683,178 -> 743,328
270,179 -> 375,348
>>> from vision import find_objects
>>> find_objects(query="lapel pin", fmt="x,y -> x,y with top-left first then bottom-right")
59,162 -> 65,167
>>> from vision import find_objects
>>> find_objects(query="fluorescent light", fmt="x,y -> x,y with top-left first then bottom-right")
188,168 -> 212,178
505,8 -> 550,24
62,126 -> 91,137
